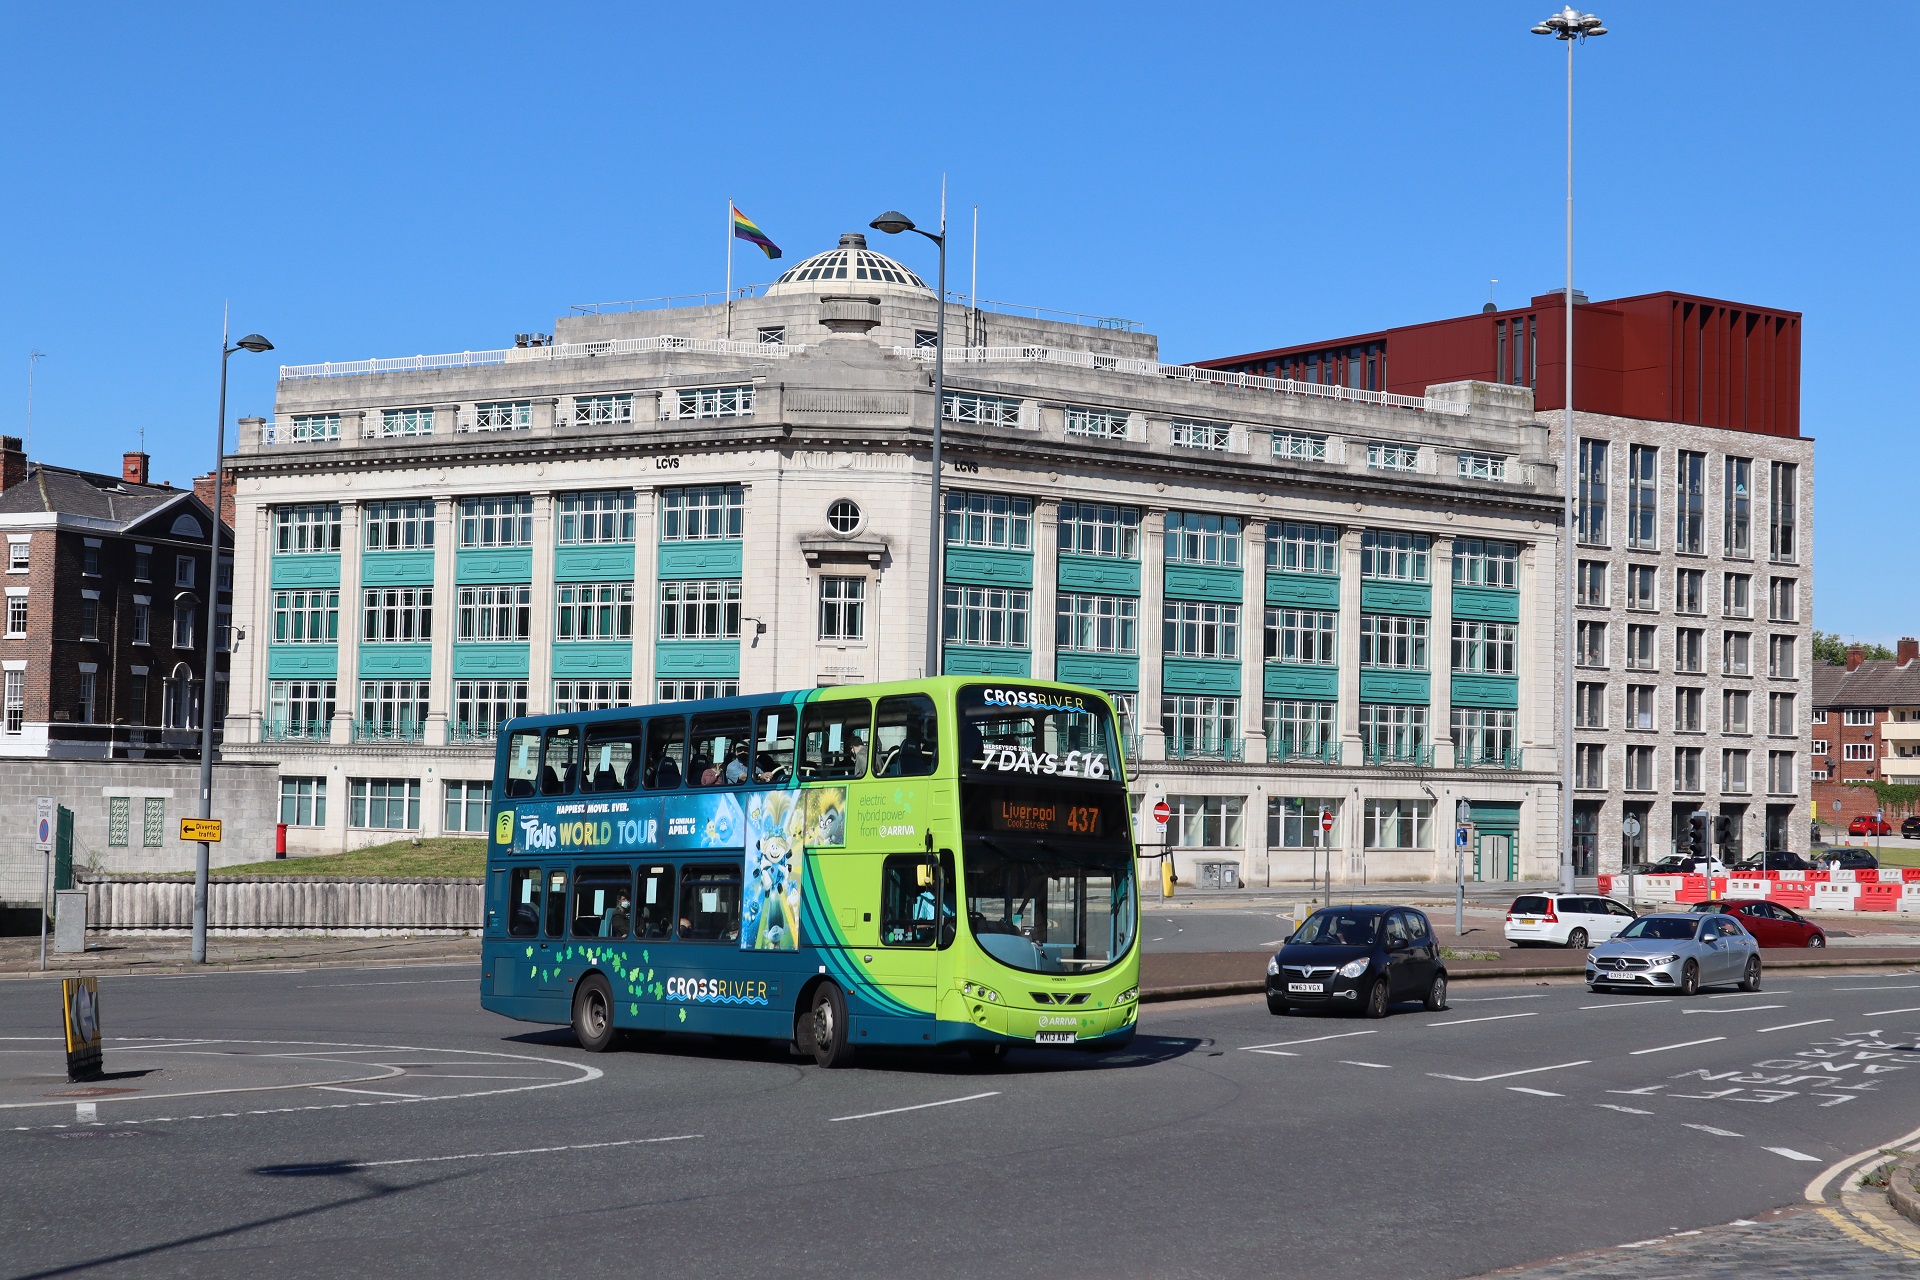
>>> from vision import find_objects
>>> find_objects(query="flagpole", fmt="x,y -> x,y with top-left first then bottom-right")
724,197 -> 733,340
970,203 -> 979,347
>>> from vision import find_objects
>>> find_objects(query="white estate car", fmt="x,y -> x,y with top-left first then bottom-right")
1504,893 -> 1639,949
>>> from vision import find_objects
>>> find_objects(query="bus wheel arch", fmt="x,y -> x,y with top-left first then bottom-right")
571,971 -> 617,1053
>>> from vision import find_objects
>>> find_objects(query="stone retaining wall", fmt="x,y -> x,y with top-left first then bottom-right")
82,875 -> 482,935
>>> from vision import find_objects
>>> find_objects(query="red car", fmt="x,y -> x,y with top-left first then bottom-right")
1689,900 -> 1827,948
1850,816 -> 1893,836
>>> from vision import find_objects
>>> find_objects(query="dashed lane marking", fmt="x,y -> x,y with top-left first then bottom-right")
1425,1012 -> 1539,1028
1430,1060 -> 1590,1083
1240,1031 -> 1377,1050
1682,1123 -> 1744,1137
1246,1050 -> 1298,1057
828,1092 -> 1000,1123
1766,1146 -> 1823,1162
1834,984 -> 1920,992
1577,1001 -> 1662,1011
314,1086 -> 426,1100
295,979 -> 479,989
259,1134 -> 702,1174
1683,1004 -> 1787,1016
1758,1019 -> 1834,1033
1628,1037 -> 1725,1055
1449,994 -> 1550,1003
1507,1087 -> 1562,1097
1863,1006 -> 1920,1017
1340,1061 -> 1391,1069
1596,1103 -> 1655,1114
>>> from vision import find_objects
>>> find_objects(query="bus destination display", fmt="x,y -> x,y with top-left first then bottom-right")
984,795 -> 1106,837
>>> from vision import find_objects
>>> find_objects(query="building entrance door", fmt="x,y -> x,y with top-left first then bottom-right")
1474,832 -> 1516,882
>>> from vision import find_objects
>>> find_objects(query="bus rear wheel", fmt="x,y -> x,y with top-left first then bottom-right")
572,974 -> 616,1053
809,983 -> 856,1069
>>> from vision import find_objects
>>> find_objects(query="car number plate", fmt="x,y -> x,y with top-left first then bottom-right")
1518,918 -> 1538,926
1287,982 -> 1325,994
1035,1031 -> 1077,1045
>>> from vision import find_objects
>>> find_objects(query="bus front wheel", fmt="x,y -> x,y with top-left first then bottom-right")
808,983 -> 856,1069
572,974 -> 616,1053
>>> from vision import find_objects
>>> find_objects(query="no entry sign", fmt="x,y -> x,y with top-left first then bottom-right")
1152,800 -> 1170,829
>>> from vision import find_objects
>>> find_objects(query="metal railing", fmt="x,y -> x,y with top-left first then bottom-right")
1268,738 -> 1342,766
1163,736 -> 1244,762
1364,742 -> 1435,767
1458,745 -> 1526,770
258,718 -> 331,743
353,720 -> 425,744
895,345 -> 1467,416
281,334 -> 802,381
448,722 -> 500,745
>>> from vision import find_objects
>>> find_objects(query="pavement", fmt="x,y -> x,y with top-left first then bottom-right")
10,959 -> 1920,1276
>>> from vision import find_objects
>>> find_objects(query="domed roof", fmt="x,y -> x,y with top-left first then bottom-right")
764,232 -> 931,297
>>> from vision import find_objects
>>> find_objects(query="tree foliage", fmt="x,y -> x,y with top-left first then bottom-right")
1814,630 -> 1895,666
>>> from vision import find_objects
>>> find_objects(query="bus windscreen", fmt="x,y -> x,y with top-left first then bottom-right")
956,685 -> 1120,781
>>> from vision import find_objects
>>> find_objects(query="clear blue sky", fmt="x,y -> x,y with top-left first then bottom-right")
2,3 -> 1910,640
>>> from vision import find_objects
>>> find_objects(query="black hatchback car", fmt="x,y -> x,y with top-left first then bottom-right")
1266,905 -> 1448,1018
1821,848 -> 1880,871
1903,816 -> 1920,840
1734,850 -> 1813,872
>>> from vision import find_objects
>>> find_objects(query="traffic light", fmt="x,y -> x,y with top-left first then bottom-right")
1687,812 -> 1712,866
1713,814 -> 1733,846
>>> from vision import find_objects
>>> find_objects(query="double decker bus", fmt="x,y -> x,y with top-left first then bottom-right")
479,676 -> 1139,1065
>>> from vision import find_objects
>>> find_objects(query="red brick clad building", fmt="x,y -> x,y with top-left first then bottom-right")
0,437 -> 232,758
1811,640 -> 1920,830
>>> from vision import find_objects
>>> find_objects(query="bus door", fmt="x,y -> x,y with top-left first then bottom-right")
534,866 -> 571,1006
628,863 -> 675,1031
866,851 -> 951,1040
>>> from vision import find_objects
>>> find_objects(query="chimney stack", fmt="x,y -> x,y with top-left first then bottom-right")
1899,638 -> 1918,669
1847,645 -> 1866,673
122,451 -> 150,486
0,437 -> 24,492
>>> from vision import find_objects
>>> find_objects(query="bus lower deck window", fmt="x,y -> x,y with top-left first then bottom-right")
544,869 -> 569,937
677,864 -> 742,942
571,867 -> 633,938
508,867 -> 541,936
635,866 -> 673,938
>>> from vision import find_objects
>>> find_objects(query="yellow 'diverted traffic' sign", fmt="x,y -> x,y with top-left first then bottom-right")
179,818 -> 222,843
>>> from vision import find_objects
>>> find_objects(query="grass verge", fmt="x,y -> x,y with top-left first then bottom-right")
211,837 -> 486,879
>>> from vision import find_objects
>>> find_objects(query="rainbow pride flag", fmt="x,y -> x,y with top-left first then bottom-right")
732,204 -> 781,260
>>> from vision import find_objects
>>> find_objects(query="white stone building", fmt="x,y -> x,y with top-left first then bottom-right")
225,231 -> 1570,884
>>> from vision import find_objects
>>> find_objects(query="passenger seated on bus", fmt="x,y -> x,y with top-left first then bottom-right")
694,754 -> 720,787
724,743 -> 751,785
602,893 -> 630,938
755,752 -> 787,784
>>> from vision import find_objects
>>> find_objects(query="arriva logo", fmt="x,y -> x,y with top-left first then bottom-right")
494,809 -> 515,844
519,813 -> 558,850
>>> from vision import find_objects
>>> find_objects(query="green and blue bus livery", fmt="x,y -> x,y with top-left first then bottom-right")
480,676 -> 1140,1065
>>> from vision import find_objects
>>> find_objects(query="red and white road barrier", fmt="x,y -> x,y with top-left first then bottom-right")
1598,867 -> 1920,912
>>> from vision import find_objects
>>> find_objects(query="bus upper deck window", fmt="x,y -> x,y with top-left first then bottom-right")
505,730 -> 541,799
541,726 -> 579,796
800,699 -> 871,781
874,694 -> 939,778
644,715 -> 686,790
755,707 -> 795,785
689,711 -> 752,787
582,721 -> 642,793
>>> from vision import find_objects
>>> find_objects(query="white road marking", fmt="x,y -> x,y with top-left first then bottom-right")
1629,1037 -> 1725,1055
829,1092 -> 1000,1122
1426,1012 -> 1539,1028
1834,984 -> 1920,992
314,1086 -> 426,1100
1683,1123 -> 1744,1138
1240,1031 -> 1377,1050
1758,1019 -> 1833,1033
1863,1006 -> 1920,1017
263,1134 -> 701,1173
1247,1050 -> 1298,1057
1765,1147 -> 1821,1162
1683,1004 -> 1786,1015
1578,1001 -> 1661,1011
1707,991 -> 1780,999
1430,1060 -> 1590,1083
1508,1087 -> 1562,1097
1340,1061 -> 1392,1069
1596,1103 -> 1655,1115
1451,994 -> 1550,1003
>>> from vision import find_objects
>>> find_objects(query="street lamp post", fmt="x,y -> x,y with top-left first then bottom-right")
1533,6 -> 1606,896
870,207 -> 947,679
192,325 -> 273,965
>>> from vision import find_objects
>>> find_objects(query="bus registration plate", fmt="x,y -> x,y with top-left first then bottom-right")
1035,1030 -> 1077,1045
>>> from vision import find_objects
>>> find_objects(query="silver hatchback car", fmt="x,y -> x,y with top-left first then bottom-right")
1585,911 -> 1761,996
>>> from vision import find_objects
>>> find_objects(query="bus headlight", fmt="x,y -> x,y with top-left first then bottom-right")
1117,986 -> 1139,1004
963,982 -> 1001,1003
